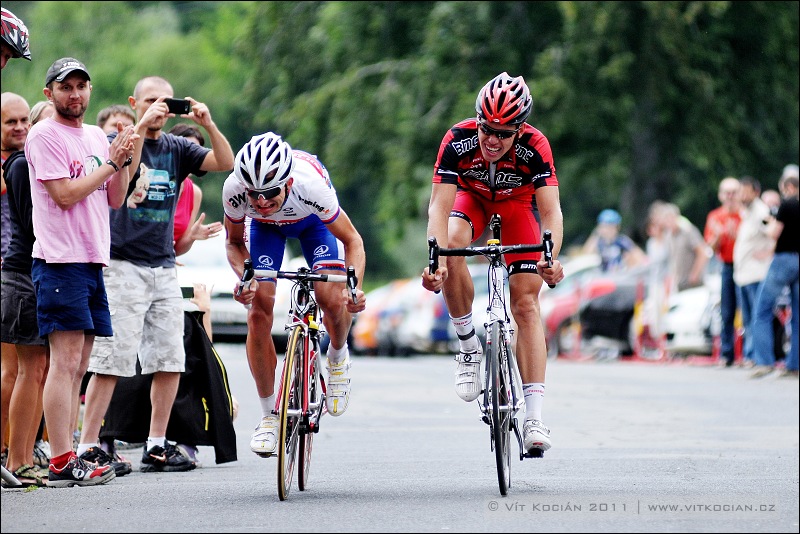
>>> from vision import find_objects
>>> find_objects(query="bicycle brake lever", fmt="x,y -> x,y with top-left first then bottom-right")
542,230 -> 556,289
346,266 -> 359,305
237,259 -> 255,309
428,236 -> 441,294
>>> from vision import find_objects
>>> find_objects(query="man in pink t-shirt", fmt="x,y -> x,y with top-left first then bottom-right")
24,57 -> 137,488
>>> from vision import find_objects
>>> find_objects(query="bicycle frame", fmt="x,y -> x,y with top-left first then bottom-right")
427,215 -> 554,495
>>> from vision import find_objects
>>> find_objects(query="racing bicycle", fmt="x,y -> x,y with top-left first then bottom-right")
427,214 -> 555,496
238,259 -> 358,501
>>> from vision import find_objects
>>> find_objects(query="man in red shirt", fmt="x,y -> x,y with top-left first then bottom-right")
704,176 -> 742,367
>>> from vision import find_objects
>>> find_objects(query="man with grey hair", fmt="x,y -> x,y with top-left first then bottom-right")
750,164 -> 798,378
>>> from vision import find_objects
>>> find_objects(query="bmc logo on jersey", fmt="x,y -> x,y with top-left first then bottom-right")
313,245 -> 329,257
257,255 -> 275,268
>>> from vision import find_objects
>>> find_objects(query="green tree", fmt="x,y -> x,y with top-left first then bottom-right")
3,1 -> 797,282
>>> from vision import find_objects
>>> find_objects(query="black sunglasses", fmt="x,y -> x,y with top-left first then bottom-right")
477,120 -> 519,140
247,186 -> 282,201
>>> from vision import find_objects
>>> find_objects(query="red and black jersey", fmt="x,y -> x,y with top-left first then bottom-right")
432,118 -> 558,202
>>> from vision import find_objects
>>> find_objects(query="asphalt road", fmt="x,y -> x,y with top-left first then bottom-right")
2,346 -> 798,533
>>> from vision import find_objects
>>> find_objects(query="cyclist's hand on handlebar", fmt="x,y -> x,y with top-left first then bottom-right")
233,278 -> 258,306
421,265 -> 446,293
342,287 -> 367,314
537,258 -> 564,288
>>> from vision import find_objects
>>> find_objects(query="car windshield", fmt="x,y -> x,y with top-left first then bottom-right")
179,235 -> 229,268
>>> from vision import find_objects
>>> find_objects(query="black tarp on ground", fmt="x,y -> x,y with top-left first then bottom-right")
99,311 -> 237,464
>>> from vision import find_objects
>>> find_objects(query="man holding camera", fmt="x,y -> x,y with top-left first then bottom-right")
78,76 -> 234,473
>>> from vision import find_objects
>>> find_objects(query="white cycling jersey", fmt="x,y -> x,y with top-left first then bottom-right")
222,150 -> 341,226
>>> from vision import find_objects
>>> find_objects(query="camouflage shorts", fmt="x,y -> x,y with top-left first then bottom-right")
89,259 -> 185,377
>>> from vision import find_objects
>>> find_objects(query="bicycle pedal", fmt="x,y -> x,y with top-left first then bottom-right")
524,449 -> 545,459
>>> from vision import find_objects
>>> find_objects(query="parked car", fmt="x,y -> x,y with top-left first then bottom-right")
538,254 -> 605,358
663,274 -> 791,361
176,234 -> 293,349
368,263 -> 496,356
351,279 -> 412,355
662,278 -> 720,357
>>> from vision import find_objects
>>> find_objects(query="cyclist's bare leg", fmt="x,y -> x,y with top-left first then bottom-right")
247,280 -> 279,398
316,270 -> 354,416
442,217 -> 475,317
508,273 -> 547,383
315,275 -> 352,352
509,272 -> 552,452
444,218 -> 484,401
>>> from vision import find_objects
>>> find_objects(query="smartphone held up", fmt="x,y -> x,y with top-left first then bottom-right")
165,98 -> 191,115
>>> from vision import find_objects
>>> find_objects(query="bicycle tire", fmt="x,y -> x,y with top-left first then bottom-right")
278,326 -> 303,501
497,328 -> 514,486
488,323 -> 511,495
298,341 -> 319,491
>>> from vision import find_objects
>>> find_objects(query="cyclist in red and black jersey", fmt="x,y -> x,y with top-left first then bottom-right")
422,72 -> 564,454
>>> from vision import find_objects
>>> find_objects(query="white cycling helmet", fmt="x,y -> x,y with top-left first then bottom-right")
233,132 -> 294,199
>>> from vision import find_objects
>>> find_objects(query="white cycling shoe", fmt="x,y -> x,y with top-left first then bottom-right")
250,414 -> 279,456
326,357 -> 352,417
523,419 -> 552,452
454,350 -> 482,402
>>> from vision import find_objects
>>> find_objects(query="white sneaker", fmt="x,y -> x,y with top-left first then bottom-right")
326,357 -> 351,417
250,415 -> 279,456
523,419 -> 552,452
454,350 -> 482,402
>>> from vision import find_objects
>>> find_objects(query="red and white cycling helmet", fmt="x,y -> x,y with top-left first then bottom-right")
475,72 -> 532,126
1,8 -> 31,61
233,132 -> 294,198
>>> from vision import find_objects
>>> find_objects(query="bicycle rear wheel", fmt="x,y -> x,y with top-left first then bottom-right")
298,341 -> 320,491
278,326 -> 303,501
488,324 -> 511,495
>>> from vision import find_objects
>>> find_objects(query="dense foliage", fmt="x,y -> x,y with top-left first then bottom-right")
3,1 -> 797,283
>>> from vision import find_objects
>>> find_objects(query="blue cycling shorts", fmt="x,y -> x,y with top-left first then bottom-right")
246,217 -> 345,282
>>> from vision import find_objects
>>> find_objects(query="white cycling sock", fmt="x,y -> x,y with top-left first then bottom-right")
451,313 -> 481,353
260,395 -> 277,418
327,342 -> 350,365
76,443 -> 99,457
147,436 -> 166,451
523,383 -> 545,421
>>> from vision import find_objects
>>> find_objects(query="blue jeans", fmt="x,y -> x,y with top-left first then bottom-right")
738,281 -> 761,364
719,262 -> 739,363
752,253 -> 799,370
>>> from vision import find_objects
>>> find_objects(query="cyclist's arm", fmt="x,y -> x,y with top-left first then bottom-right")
224,217 -> 256,304
423,182 -> 457,291
326,209 -> 367,311
536,185 -> 563,258
534,185 -> 565,286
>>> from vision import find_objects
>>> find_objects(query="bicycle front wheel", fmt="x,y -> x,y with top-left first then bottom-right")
278,326 -> 304,501
488,324 -> 511,495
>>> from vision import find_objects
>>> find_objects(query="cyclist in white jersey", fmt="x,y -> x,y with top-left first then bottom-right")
222,132 -> 366,457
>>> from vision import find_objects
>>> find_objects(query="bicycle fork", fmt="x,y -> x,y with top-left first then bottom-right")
303,315 -> 326,434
